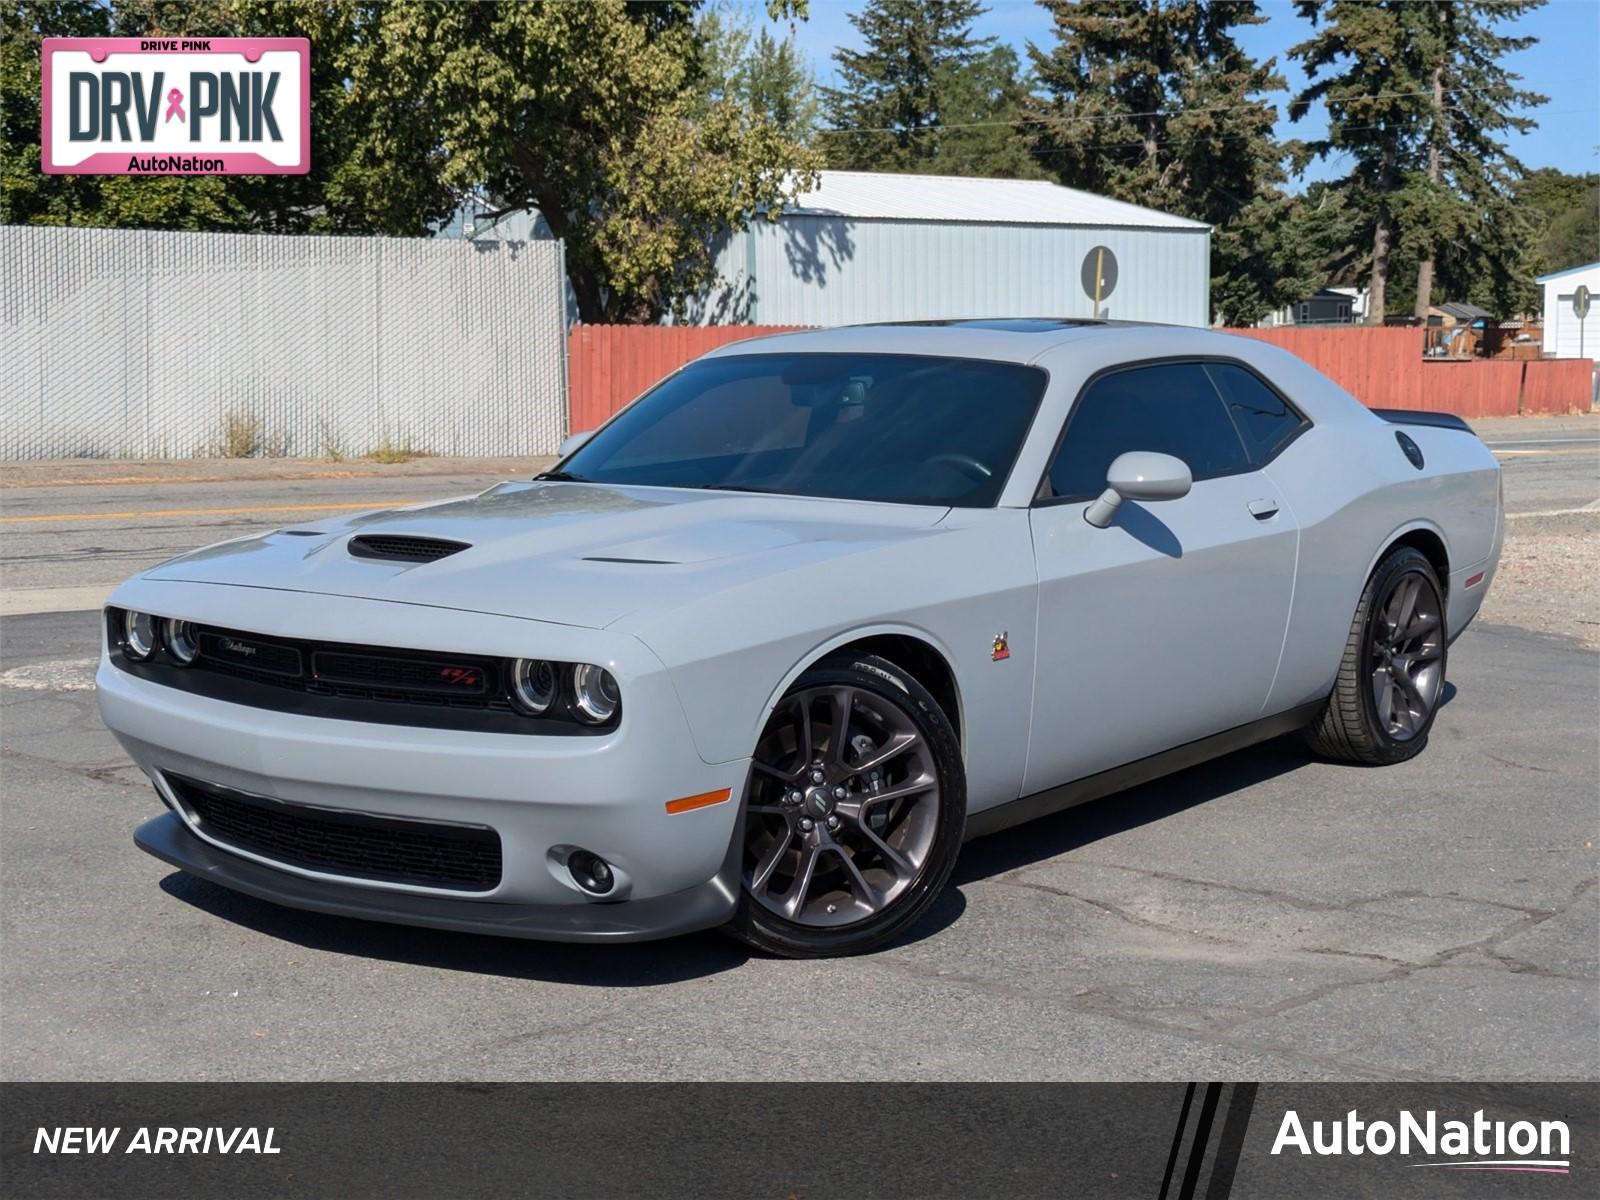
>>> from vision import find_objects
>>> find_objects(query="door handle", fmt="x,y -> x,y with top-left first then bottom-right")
1247,498 -> 1280,520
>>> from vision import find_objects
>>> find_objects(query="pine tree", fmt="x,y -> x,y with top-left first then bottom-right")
1026,1 -> 1303,325
747,27 -> 821,142
821,0 -> 996,173
694,6 -> 820,142
1403,1 -> 1546,317
1287,0 -> 1542,323
935,44 -> 1048,179
1289,1 -> 1430,323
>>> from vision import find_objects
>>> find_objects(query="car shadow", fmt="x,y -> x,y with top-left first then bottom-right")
951,731 -> 1314,886
154,701 -> 1450,980
157,861 -> 967,986
157,871 -> 750,986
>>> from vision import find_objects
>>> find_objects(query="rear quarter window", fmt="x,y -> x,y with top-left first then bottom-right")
1204,362 -> 1308,465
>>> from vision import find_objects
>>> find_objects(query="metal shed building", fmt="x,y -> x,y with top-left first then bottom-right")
688,170 -> 1211,328
1536,260 -> 1600,364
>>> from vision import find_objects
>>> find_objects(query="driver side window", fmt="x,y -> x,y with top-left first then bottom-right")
1046,362 -> 1250,500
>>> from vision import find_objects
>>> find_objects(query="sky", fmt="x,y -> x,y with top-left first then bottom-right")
751,0 -> 1600,183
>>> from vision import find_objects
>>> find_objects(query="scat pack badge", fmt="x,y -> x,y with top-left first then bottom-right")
991,632 -> 1010,662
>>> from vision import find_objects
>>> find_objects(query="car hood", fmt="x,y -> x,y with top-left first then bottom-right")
144,481 -> 949,630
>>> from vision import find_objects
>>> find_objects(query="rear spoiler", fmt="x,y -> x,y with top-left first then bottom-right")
1371,408 -> 1474,433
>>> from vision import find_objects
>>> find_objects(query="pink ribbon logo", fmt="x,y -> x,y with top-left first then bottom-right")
164,88 -> 185,123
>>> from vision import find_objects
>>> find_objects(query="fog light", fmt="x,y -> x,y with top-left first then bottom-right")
121,610 -> 157,660
568,850 -> 614,895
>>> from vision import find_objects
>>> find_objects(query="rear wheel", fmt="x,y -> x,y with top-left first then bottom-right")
727,653 -> 965,958
1307,546 -> 1447,765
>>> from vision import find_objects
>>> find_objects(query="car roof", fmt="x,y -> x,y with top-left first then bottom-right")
701,319 -> 1375,432
702,319 -> 1251,366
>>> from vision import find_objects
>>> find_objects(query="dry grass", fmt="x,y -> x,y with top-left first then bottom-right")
367,433 -> 426,464
316,420 -> 347,462
212,409 -> 275,458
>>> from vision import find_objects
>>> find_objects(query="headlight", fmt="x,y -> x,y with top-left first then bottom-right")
570,663 -> 620,725
121,610 -> 158,660
509,657 -> 558,715
164,618 -> 199,665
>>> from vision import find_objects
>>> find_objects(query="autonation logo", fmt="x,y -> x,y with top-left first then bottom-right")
1272,1108 -> 1571,1175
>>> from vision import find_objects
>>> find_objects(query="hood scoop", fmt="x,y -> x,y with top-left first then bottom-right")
348,534 -> 471,563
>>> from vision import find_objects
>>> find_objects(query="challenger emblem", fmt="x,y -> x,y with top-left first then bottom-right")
991,632 -> 1010,662
220,638 -> 257,658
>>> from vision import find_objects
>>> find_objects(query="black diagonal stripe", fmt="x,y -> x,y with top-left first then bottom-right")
1203,1083 -> 1259,1200
1178,1083 -> 1224,1200
1159,1082 -> 1198,1200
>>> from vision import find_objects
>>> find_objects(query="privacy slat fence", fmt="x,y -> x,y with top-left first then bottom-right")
568,323 -> 1593,430
2,226 -> 569,460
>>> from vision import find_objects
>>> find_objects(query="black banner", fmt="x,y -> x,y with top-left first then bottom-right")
3,1082 -> 1593,1198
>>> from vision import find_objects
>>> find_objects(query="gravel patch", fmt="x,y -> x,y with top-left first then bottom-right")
1480,513 -> 1600,648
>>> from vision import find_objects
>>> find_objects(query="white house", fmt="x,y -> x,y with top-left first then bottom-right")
1536,261 -> 1600,362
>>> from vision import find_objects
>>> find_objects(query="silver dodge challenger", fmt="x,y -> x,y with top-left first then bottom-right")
99,320 -> 1502,957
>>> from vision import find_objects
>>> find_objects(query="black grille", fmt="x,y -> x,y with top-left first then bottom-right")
105,611 -> 615,736
184,622 -> 506,711
312,650 -> 490,696
197,630 -> 303,677
348,535 -> 470,563
168,775 -> 502,891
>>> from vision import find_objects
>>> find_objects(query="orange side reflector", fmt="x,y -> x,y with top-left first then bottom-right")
664,788 -> 732,815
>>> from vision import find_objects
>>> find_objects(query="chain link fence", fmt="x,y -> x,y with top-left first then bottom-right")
1,226 -> 568,460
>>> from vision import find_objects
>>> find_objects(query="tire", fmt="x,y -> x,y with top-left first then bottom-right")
1306,546 -> 1447,765
726,652 -> 965,958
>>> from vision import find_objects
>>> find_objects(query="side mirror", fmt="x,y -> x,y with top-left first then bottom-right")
557,430 -> 594,458
1084,451 -> 1192,529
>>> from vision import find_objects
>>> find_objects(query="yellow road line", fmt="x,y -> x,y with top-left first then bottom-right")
0,499 -> 409,525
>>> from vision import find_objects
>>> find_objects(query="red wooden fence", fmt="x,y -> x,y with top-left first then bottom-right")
1229,327 -> 1592,418
566,323 -> 1593,431
566,325 -> 806,433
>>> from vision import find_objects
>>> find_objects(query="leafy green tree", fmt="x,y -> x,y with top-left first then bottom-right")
2,0 -> 457,233
1519,168 -> 1600,275
822,0 -> 1036,176
1026,1 -> 1305,325
4,1 -> 819,323
386,0 -> 817,322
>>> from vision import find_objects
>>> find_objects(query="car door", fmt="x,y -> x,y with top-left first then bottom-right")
1022,359 -> 1305,794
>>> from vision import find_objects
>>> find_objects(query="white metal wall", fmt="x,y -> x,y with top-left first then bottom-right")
690,217 -> 1211,328
1542,265 -> 1600,363
1,226 -> 569,460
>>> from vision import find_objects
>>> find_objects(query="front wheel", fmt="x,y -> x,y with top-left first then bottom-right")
1306,546 -> 1447,765
727,653 -> 965,958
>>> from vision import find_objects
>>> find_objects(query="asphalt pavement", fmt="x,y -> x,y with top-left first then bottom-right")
1,419 -> 1595,1082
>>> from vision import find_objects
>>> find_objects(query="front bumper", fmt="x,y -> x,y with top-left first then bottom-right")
135,811 -> 740,942
99,582 -> 749,942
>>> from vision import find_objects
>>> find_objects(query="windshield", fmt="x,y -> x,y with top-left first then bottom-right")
556,353 -> 1048,507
